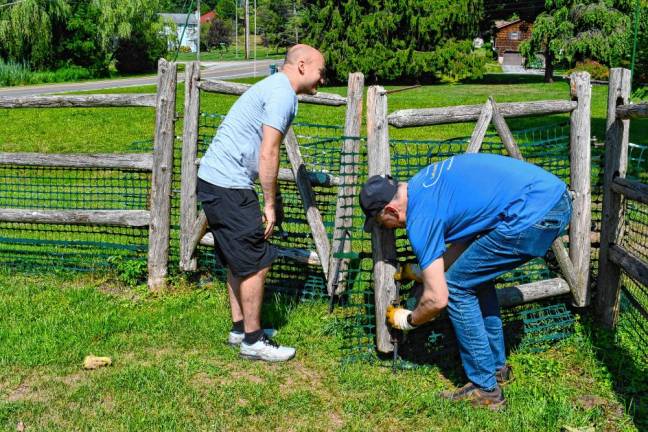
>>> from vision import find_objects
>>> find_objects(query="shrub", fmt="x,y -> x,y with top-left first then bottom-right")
430,40 -> 487,83
568,59 -> 609,81
31,65 -> 92,83
0,59 -> 31,86
204,18 -> 232,51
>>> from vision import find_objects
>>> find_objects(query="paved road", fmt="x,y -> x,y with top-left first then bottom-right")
0,59 -> 283,97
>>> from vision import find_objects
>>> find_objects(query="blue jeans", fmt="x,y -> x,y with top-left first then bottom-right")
445,191 -> 572,390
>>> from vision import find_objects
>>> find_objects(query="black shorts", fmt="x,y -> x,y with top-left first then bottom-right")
197,178 -> 277,277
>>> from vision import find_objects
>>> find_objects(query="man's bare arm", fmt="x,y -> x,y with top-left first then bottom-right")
259,125 -> 284,239
410,257 -> 449,325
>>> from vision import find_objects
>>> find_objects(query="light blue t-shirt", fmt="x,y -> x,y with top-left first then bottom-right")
406,153 -> 567,270
198,72 -> 298,189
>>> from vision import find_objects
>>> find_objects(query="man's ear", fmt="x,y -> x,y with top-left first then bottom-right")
383,205 -> 399,218
298,59 -> 306,74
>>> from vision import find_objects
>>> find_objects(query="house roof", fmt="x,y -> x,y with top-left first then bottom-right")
201,11 -> 217,24
495,19 -> 522,30
159,13 -> 198,26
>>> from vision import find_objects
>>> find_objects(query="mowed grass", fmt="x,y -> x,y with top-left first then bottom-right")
0,271 -> 642,431
1,73 -> 646,153
0,75 -> 646,430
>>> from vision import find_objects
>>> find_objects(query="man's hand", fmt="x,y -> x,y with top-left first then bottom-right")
386,305 -> 417,331
263,203 -> 276,239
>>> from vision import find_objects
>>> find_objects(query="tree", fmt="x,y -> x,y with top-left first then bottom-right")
301,0 -> 485,83
258,0 -> 301,51
520,0 -> 632,82
0,0 -> 70,69
202,18 -> 232,50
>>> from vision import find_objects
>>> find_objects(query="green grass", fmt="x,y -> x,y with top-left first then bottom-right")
1,74 -> 646,154
175,45 -> 286,62
0,271 -> 643,431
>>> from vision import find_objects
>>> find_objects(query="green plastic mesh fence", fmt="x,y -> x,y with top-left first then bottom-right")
0,163 -> 150,272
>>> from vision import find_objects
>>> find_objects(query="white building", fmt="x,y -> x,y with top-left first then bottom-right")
159,13 -> 199,53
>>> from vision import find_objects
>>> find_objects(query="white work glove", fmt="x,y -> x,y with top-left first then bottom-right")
386,305 -> 417,331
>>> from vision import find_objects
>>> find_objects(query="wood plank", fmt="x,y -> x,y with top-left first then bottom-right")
597,68 -> 632,328
148,59 -> 177,291
0,152 -> 153,170
0,209 -> 150,227
284,128 -> 331,278
327,72 -> 364,296
611,177 -> 648,205
569,71 -> 592,307
609,245 -> 648,288
388,100 -> 577,128
497,278 -> 571,308
367,85 -> 398,354
616,103 -> 648,120
180,61 -> 201,271
0,94 -> 157,108
466,100 -> 492,153
199,232 -> 321,265
490,97 -> 523,159
198,79 -> 347,106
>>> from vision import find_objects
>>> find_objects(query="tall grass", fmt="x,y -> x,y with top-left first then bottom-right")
0,59 -> 93,87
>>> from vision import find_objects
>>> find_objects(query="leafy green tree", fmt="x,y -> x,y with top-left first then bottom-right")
0,0 -> 70,69
301,0 -> 485,83
520,0 -> 632,82
258,0 -> 300,51
202,18 -> 232,50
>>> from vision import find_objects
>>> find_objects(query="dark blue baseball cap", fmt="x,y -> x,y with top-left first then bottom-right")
360,174 -> 398,232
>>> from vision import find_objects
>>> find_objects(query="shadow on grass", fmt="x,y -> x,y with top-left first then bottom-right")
466,73 -> 554,85
584,316 -> 647,431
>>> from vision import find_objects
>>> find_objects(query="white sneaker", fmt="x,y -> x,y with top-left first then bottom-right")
228,329 -> 277,346
239,334 -> 296,362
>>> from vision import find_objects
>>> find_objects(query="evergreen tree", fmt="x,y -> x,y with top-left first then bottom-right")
520,0 -> 632,82
301,0 -> 485,83
258,0 -> 301,51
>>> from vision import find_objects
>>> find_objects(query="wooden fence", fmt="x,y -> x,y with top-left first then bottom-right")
178,62 -> 365,297
596,68 -> 648,328
0,59 -> 178,291
367,72 -> 593,353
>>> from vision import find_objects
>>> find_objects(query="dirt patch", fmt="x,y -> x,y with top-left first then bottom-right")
192,372 -> 219,388
574,394 -> 626,427
6,380 -> 47,403
329,411 -> 344,430
57,371 -> 86,387
231,370 -> 264,384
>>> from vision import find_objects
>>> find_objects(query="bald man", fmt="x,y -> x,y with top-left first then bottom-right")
197,44 -> 326,362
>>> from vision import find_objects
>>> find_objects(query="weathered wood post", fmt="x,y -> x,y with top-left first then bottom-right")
327,72 -> 364,296
180,61 -> 201,271
367,85 -> 398,353
284,128 -> 332,279
596,68 -> 632,327
148,59 -> 177,291
569,71 -> 592,307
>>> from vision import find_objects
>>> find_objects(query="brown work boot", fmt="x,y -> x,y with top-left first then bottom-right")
439,382 -> 506,411
496,364 -> 515,385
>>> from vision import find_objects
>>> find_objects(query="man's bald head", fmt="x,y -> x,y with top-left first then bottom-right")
281,44 -> 326,96
284,44 -> 324,66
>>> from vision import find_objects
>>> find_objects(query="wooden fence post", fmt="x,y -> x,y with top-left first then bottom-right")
569,72 -> 592,307
180,61 -> 201,271
596,68 -> 631,327
148,59 -> 177,291
283,128 -> 331,279
327,72 -> 364,296
367,85 -> 398,353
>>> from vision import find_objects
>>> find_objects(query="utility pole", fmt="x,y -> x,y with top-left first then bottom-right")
235,0 -> 238,58
294,1 -> 298,44
196,0 -> 201,62
244,0 -> 250,59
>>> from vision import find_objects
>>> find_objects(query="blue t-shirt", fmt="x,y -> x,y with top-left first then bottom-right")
198,72 -> 298,189
407,153 -> 567,270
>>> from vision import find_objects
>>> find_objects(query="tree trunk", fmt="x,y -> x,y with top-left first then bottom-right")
544,44 -> 554,83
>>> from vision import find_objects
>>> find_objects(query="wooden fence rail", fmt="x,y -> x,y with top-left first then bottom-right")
0,94 -> 157,108
0,153 -> 154,170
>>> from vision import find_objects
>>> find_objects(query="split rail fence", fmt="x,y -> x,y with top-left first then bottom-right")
178,61 -> 365,297
366,72 -> 593,353
597,68 -> 648,330
0,59 -> 178,291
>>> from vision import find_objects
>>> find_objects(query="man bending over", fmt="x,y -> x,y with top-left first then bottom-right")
360,153 -> 572,409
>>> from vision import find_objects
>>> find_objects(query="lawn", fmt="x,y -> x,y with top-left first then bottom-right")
1,73 -> 647,153
175,45 -> 286,62
0,74 -> 647,430
0,270 -> 643,431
